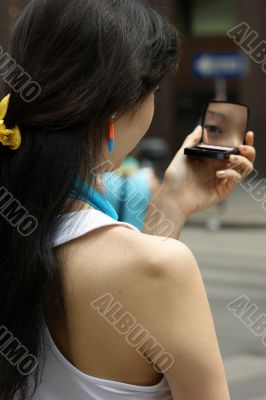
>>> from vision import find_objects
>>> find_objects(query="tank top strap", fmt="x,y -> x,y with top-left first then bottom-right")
52,209 -> 140,248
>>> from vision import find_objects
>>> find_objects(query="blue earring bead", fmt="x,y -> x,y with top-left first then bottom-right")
108,138 -> 114,153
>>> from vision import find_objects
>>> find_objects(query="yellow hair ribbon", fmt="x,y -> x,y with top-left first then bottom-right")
0,94 -> 21,150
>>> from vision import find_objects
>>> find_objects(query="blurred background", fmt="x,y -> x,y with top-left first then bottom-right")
0,1 -> 266,399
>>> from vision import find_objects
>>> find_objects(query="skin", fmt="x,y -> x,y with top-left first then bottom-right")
103,94 -> 157,170
203,103 -> 248,147
50,89 -> 255,399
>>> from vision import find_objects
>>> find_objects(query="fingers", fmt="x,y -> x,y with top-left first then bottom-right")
231,131 -> 256,182
230,154 -> 253,174
191,125 -> 202,139
239,144 -> 256,164
202,128 -> 208,144
183,125 -> 202,148
216,153 -> 254,183
217,169 -> 242,183
245,131 -> 254,146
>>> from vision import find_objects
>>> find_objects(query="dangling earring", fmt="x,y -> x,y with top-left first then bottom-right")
108,117 -> 115,153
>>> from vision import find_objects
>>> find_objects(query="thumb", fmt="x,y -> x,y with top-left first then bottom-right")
182,125 -> 202,148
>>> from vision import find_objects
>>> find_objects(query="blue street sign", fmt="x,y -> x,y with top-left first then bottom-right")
193,52 -> 248,79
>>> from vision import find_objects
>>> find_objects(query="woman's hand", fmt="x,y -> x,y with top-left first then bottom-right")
162,126 -> 256,220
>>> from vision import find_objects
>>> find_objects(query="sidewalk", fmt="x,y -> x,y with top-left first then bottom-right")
182,218 -> 266,400
225,355 -> 266,400
187,182 -> 266,229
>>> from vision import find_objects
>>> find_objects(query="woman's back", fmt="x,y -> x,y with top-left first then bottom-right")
33,208 -> 172,399
32,206 -> 230,399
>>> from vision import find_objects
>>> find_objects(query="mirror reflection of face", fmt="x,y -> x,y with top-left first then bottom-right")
203,102 -> 248,147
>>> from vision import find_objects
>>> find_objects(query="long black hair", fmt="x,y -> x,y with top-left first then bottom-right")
0,0 -> 180,398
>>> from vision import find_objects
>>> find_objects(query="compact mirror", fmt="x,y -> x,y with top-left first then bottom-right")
185,101 -> 249,160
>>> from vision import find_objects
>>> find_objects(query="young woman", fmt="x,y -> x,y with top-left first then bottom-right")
0,0 -> 255,399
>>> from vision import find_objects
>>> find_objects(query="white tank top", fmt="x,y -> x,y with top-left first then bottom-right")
32,209 -> 173,400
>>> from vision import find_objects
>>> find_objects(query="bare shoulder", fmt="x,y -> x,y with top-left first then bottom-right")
59,223 -> 201,313
114,226 -> 201,285
55,222 -> 198,307
60,223 -> 198,282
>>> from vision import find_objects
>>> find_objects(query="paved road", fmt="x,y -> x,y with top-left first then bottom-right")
181,226 -> 266,400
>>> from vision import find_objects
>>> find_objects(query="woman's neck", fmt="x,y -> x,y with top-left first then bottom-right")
64,177 -> 105,213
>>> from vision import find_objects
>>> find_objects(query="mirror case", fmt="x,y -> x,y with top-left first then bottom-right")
184,100 -> 250,160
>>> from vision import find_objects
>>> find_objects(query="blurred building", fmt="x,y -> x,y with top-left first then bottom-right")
0,0 -> 265,175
